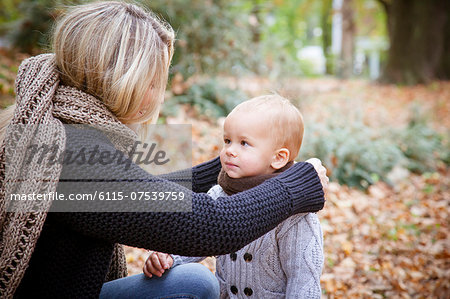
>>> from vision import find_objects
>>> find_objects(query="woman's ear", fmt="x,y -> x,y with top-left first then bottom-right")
271,148 -> 290,170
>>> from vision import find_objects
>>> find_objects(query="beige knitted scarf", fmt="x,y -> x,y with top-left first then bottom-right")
0,54 -> 136,297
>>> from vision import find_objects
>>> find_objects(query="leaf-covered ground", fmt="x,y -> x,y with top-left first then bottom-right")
1,53 -> 448,298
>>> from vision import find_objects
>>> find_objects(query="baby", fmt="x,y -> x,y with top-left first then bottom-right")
144,94 -> 324,298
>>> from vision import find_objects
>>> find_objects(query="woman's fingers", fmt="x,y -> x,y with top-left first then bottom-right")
305,158 -> 329,191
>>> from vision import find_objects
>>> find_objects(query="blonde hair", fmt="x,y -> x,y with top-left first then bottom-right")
0,1 -> 174,142
229,94 -> 304,160
53,1 -> 174,126
0,104 -> 16,146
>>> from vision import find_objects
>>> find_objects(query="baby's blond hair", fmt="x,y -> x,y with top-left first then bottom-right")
52,1 -> 174,125
229,94 -> 304,160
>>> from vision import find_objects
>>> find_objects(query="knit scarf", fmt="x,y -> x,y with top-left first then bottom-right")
218,161 -> 294,195
0,54 -> 136,298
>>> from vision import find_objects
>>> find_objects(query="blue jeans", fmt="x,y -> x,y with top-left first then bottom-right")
99,263 -> 219,299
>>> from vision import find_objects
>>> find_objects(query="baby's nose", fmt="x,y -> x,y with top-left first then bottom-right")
226,145 -> 237,157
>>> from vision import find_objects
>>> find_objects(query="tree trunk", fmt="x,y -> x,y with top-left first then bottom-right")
380,0 -> 449,85
322,0 -> 333,74
250,0 -> 262,43
339,0 -> 355,78
438,1 -> 450,79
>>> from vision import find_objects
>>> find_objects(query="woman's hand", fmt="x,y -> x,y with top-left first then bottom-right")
143,251 -> 174,278
305,158 -> 329,191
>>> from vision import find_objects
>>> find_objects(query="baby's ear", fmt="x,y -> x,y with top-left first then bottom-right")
271,148 -> 290,170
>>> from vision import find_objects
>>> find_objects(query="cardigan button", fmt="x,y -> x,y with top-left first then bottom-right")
230,285 -> 238,294
244,287 -> 253,296
243,252 -> 252,262
230,252 -> 237,261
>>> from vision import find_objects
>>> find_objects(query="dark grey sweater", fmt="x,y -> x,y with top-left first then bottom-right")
14,125 -> 324,298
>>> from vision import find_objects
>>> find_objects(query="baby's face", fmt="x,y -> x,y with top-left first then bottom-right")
220,111 -> 278,178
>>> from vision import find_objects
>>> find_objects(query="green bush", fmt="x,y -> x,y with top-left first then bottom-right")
162,79 -> 246,119
140,0 -> 257,79
1,0 -> 57,54
299,120 -> 405,189
298,111 -> 448,190
394,113 -> 449,173
1,0 -> 258,76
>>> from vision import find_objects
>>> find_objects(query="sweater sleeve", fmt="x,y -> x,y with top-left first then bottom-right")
170,255 -> 206,268
50,126 -> 325,256
278,214 -> 324,298
157,156 -> 221,193
169,185 -> 223,266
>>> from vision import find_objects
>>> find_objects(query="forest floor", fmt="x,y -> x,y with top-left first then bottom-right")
1,52 -> 448,298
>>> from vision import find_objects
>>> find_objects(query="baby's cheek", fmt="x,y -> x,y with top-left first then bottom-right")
240,157 -> 257,172
219,150 -> 226,162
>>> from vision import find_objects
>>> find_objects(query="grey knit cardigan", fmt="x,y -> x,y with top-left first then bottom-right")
172,184 -> 324,299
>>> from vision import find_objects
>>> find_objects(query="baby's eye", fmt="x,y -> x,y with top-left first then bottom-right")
224,138 -> 231,144
240,140 -> 249,146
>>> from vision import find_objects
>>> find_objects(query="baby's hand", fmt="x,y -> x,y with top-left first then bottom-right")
143,251 -> 174,278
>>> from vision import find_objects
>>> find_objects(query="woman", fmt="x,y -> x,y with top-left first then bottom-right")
0,2 -> 327,298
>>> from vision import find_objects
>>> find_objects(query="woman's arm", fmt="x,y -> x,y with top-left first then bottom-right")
157,156 -> 221,193
162,157 -> 328,195
191,156 -> 221,193
51,126 -> 324,256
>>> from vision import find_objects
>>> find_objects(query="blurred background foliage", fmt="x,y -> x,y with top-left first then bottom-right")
165,78 -> 247,119
0,0 -> 390,77
299,109 -> 448,189
2,0 -> 448,83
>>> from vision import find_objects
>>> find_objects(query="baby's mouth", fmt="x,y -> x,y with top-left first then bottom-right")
225,162 -> 238,168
